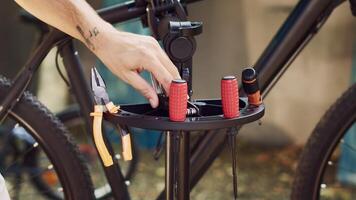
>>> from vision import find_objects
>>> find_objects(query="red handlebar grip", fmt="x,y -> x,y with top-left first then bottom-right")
169,80 -> 188,122
221,76 -> 239,119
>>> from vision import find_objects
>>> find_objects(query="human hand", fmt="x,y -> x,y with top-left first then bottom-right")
91,24 -> 180,108
14,0 -> 180,108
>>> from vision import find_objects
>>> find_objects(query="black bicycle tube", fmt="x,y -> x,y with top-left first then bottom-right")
0,30 -> 63,121
98,1 -> 146,23
60,41 -> 130,199
59,41 -> 94,132
183,0 -> 205,4
254,0 -> 342,94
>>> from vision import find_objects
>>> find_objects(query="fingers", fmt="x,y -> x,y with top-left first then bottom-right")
142,57 -> 174,95
156,48 -> 181,80
124,71 -> 159,108
143,36 -> 181,91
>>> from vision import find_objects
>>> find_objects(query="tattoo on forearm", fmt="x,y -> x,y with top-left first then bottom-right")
76,26 -> 99,50
89,27 -> 99,37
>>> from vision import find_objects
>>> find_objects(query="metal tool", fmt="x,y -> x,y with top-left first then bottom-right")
91,67 -> 133,162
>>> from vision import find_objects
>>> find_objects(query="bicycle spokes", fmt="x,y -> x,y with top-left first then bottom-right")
0,118 -> 64,199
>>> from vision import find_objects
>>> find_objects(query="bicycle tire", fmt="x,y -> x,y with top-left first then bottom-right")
291,83 -> 356,199
0,76 -> 95,199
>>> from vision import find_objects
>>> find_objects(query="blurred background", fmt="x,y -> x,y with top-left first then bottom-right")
0,0 -> 355,199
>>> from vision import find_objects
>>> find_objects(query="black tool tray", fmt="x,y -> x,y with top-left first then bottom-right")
104,97 -> 264,131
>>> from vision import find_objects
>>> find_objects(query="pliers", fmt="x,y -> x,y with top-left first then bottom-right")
90,67 -> 132,166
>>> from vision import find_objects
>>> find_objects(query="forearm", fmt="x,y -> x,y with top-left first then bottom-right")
14,0 -> 115,51
15,0 -> 180,108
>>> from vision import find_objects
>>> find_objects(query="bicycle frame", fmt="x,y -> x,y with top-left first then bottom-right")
0,0 -> 347,199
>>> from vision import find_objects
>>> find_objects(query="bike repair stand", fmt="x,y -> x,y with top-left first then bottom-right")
160,20 -> 202,200
101,20 -> 265,199
97,1 -> 265,199
104,76 -> 264,200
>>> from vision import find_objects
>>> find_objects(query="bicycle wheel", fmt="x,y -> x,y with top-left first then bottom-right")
291,83 -> 356,200
56,106 -> 139,199
0,76 -> 95,199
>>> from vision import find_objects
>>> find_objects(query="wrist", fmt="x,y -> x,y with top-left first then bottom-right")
92,22 -> 116,52
77,21 -> 116,53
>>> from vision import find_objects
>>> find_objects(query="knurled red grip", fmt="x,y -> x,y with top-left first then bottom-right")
169,79 -> 188,122
221,76 -> 239,119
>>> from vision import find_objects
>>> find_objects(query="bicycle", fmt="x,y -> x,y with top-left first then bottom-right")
0,0 -> 355,200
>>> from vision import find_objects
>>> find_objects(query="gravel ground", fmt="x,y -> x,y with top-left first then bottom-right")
127,139 -> 301,200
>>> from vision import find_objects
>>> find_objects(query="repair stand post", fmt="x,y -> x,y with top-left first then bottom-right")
165,131 -> 175,200
177,131 -> 190,200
